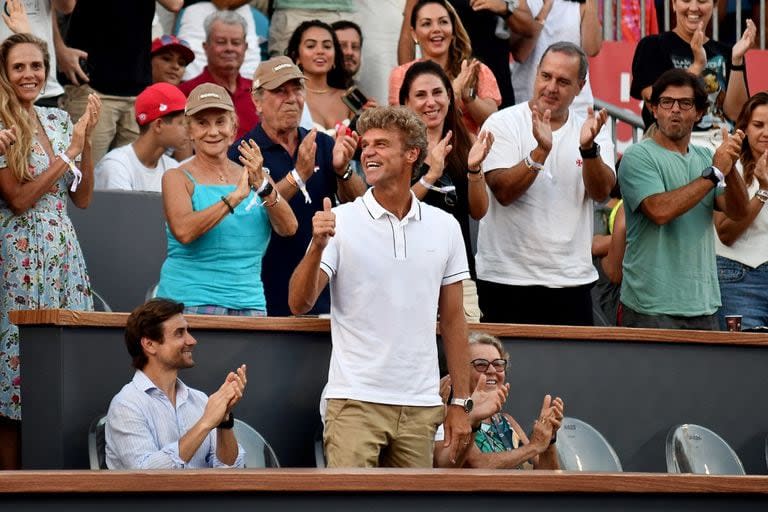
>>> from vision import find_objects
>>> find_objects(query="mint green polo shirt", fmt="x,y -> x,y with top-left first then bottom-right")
619,138 -> 723,316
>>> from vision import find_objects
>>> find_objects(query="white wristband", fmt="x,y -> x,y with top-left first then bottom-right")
712,166 -> 726,189
419,176 -> 456,194
59,152 -> 82,192
291,169 -> 312,204
254,176 -> 269,194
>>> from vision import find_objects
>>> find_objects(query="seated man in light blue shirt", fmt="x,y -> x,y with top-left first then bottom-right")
106,298 -> 247,469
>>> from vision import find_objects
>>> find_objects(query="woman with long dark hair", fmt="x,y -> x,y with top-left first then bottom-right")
399,60 -> 493,321
285,20 -> 352,133
714,92 -> 768,330
390,0 -> 500,134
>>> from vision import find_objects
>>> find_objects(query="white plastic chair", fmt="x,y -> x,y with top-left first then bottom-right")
666,424 -> 745,475
556,416 -> 623,471
314,424 -> 326,468
234,419 -> 280,468
87,414 -> 108,470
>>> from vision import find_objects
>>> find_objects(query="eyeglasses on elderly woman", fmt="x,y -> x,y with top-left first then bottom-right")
470,358 -> 507,372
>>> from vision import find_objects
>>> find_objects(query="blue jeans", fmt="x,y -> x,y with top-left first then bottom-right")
716,255 -> 768,330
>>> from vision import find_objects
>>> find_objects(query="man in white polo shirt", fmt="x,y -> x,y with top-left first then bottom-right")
288,106 -> 473,468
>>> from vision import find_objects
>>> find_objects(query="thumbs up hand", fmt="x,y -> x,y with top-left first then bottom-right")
312,197 -> 336,249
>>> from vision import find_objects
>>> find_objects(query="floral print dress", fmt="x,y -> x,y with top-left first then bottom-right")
0,107 -> 93,421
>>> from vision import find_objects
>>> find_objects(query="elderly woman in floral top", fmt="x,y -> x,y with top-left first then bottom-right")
0,33 -> 100,469
434,332 -> 563,469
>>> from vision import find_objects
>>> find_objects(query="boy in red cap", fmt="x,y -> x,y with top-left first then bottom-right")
95,83 -> 188,192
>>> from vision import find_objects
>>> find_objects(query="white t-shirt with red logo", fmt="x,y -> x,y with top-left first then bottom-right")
476,102 -> 615,287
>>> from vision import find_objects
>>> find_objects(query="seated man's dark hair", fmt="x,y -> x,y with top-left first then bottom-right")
124,298 -> 184,369
650,68 -> 709,112
330,19 -> 363,45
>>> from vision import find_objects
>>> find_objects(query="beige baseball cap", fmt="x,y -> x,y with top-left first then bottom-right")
185,83 -> 234,116
252,56 -> 305,91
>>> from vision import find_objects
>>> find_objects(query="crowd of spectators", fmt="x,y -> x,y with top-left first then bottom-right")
0,0 -> 766,471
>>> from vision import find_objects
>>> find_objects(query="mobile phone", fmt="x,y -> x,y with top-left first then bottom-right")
78,57 -> 91,79
341,86 -> 368,115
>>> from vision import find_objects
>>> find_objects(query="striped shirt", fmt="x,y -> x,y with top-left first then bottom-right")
105,370 -> 244,469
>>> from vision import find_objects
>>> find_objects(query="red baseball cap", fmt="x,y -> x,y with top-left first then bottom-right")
151,34 -> 195,65
135,83 -> 187,126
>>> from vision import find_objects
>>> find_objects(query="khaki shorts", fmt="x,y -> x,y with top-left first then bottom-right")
324,398 -> 444,468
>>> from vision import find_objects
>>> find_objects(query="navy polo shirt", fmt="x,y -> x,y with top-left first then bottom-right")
229,124 -> 337,316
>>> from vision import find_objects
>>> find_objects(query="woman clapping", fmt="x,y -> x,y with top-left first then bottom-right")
0,33 -> 101,469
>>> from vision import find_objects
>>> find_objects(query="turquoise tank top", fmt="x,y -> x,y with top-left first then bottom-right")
157,170 -> 271,310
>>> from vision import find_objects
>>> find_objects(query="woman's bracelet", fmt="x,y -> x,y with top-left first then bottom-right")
756,189 -> 768,204
285,171 -> 298,188
731,62 -> 746,72
59,152 -> 82,192
262,191 -> 281,208
220,195 -> 235,214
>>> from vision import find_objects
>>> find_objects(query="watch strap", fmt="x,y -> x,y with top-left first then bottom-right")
217,412 -> 234,430
336,164 -> 354,181
524,153 -> 544,172
579,142 -> 600,159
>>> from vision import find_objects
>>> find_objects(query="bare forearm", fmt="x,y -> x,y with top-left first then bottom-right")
461,98 -> 497,129
723,70 -> 748,123
714,199 -> 764,245
69,142 -> 94,209
580,0 -> 603,56
178,421 -> 213,463
215,427 -> 239,466
467,175 -> 489,219
288,243 -> 326,315
720,170 -> 750,220
1,159 -> 69,214
511,2 -> 548,62
534,445 -> 560,469
439,293 -> 470,398
398,0 -> 418,65
52,0 -> 76,14
337,173 -> 366,203
582,159 -> 615,202
166,198 -> 234,244
157,0 -> 183,12
507,1 -> 536,38
264,191 -> 298,237
640,179 -> 714,225
486,146 -> 544,206
465,442 -> 541,469
434,435 -> 472,468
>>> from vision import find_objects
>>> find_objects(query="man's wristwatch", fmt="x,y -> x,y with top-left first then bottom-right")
217,412 -> 235,430
503,0 -> 519,18
448,397 -> 474,413
524,153 -> 544,172
336,163 -> 354,181
579,142 -> 600,159
701,166 -> 725,188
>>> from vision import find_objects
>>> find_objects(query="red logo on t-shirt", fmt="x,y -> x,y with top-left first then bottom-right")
576,158 -> 583,168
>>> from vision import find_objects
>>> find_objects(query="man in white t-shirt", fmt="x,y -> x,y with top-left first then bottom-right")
95,82 -> 187,192
288,106 -> 473,468
476,42 -> 616,326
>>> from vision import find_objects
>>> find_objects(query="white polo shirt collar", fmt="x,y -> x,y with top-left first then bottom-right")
362,188 -> 422,222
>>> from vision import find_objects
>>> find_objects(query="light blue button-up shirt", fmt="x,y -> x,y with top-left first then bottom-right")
105,370 -> 244,469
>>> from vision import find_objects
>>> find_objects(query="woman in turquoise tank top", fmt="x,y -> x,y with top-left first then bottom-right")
157,83 -> 297,315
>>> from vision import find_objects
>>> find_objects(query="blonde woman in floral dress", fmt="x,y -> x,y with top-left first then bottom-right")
0,33 -> 100,469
